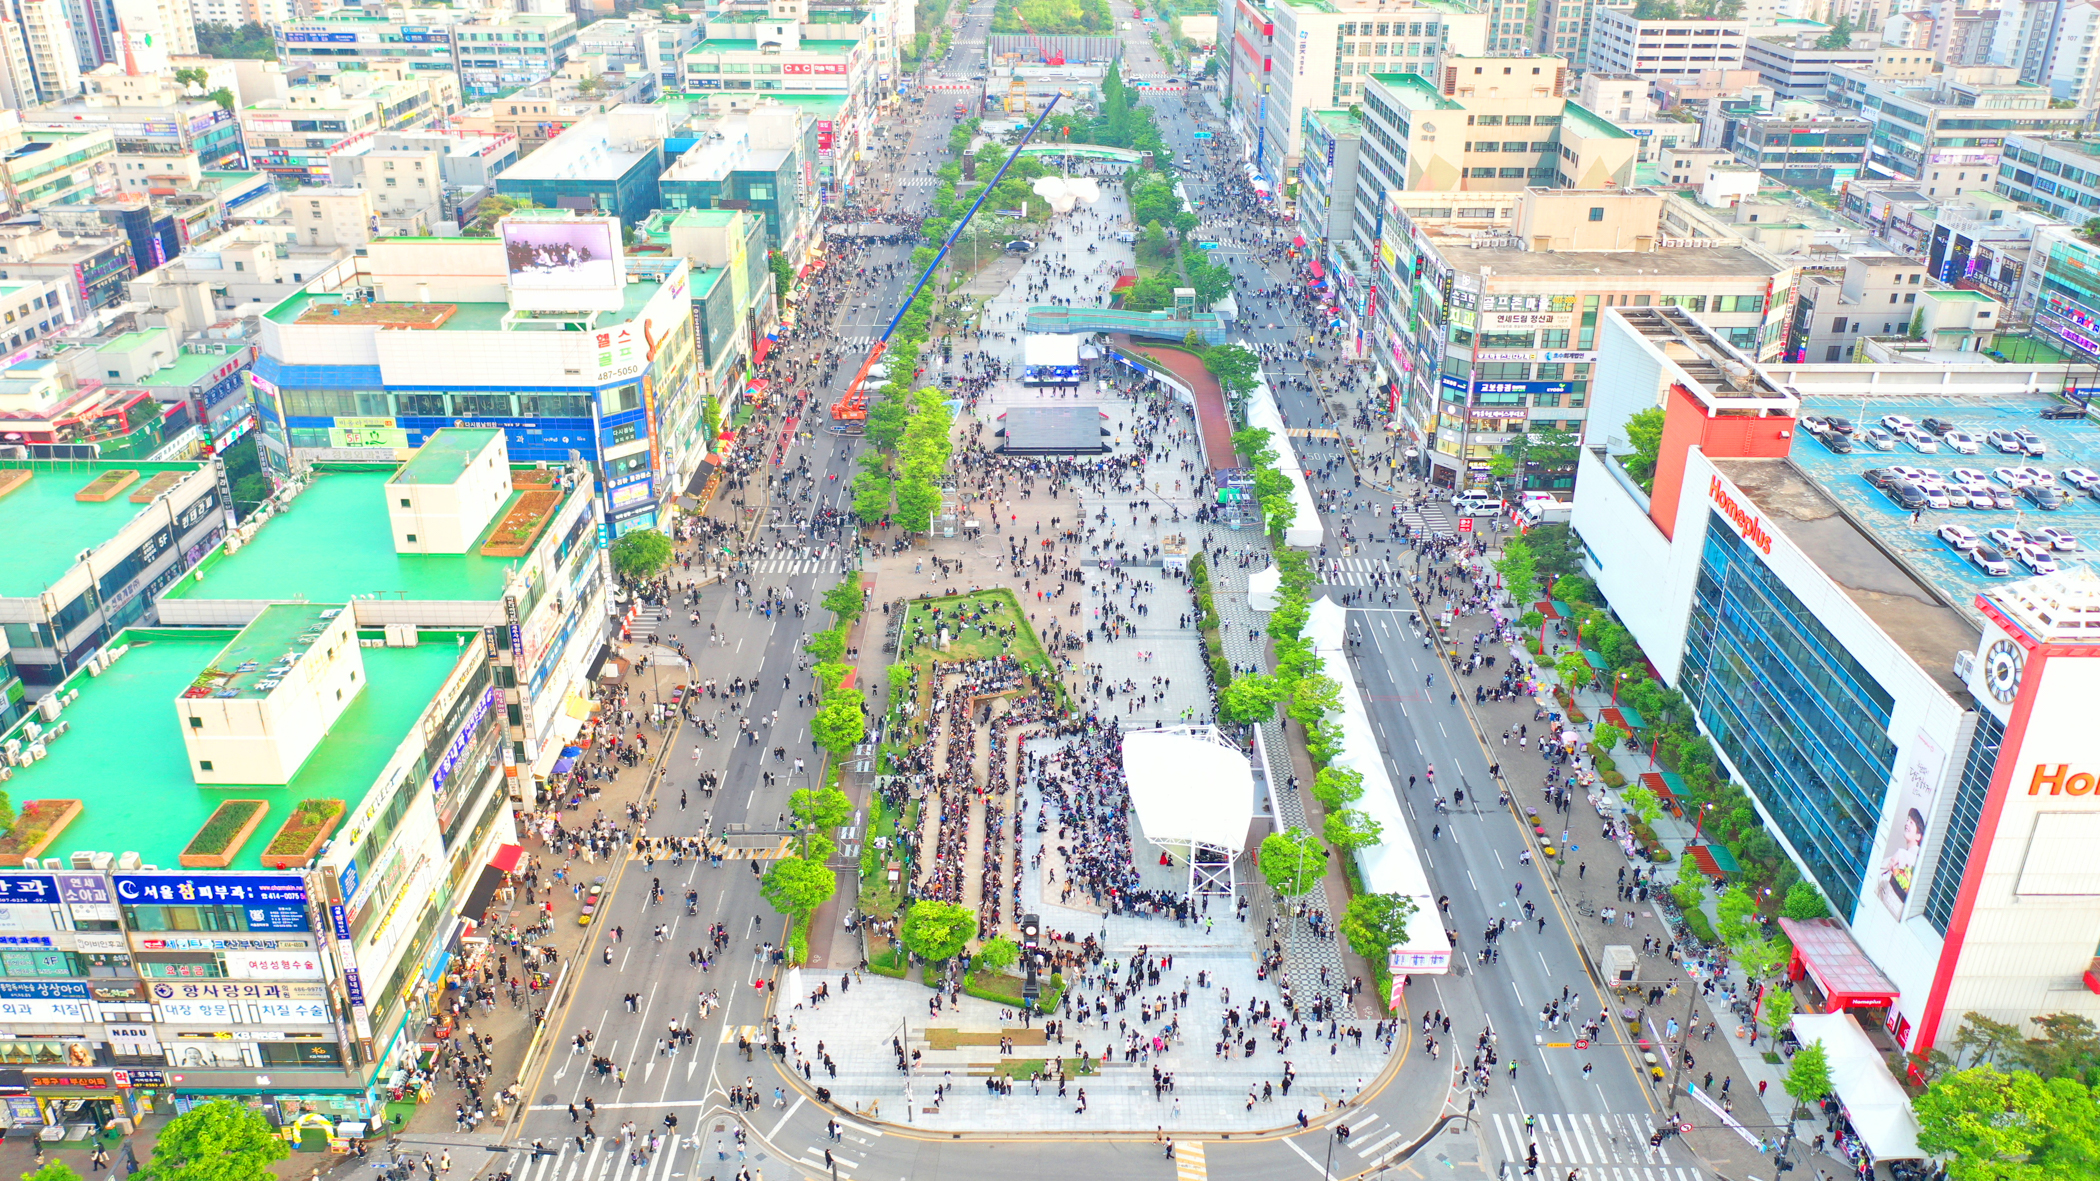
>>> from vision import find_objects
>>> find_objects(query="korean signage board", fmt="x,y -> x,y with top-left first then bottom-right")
112,874 -> 309,931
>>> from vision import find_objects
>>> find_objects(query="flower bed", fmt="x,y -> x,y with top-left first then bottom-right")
261,798 -> 345,866
0,800 -> 81,861
0,471 -> 31,502
480,489 -> 562,557
75,470 -> 139,502
181,800 -> 269,868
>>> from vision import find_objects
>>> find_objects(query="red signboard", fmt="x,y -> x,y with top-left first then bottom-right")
1457,517 -> 1474,533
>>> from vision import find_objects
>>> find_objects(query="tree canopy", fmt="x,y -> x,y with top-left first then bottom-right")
1339,892 -> 1418,962
140,1099 -> 288,1181
609,528 -> 673,583
760,856 -> 837,918
1915,1064 -> 2100,1180
1258,827 -> 1329,897
900,898 -> 977,962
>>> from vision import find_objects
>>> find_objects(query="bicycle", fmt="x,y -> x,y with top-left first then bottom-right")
1574,899 -> 1596,918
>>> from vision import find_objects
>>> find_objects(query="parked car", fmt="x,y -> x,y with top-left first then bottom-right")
1880,414 -> 1918,434
1818,431 -> 1855,454
1884,482 -> 1929,511
2030,526 -> 2080,551
1968,544 -> 2013,576
2016,428 -> 2048,456
2012,544 -> 2060,574
2041,402 -> 2090,420
2060,466 -> 2100,491
2022,484 -> 2068,510
1900,427 -> 1939,453
1941,430 -> 1981,455
1938,524 -> 1981,551
1922,417 -> 1959,436
1858,428 -> 1897,451
1987,429 -> 2027,454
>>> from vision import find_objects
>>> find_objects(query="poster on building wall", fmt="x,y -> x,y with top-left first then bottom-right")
1876,727 -> 1946,919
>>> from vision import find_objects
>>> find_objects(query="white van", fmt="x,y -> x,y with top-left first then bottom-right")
864,363 -> 892,383
1450,491 -> 1502,515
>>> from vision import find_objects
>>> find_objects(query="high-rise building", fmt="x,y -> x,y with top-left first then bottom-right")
1587,8 -> 1750,82
14,0 -> 82,103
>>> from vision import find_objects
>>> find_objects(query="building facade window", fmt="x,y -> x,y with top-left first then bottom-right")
1923,710 -> 2003,935
1679,514 -> 1898,919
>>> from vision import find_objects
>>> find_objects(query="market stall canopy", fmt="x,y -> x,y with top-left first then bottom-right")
1249,564 -> 1282,611
1790,1013 -> 1923,1161
1123,728 -> 1255,855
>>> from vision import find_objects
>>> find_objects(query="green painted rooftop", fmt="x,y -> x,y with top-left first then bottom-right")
194,603 -> 340,700
161,468 -> 534,603
1368,71 -> 1463,110
1561,100 -> 1635,140
0,460 -> 206,599
391,427 -> 502,484
264,275 -> 664,330
1927,288 -> 1997,301
0,625 -> 466,868
96,329 -> 167,354
142,352 -> 235,389
687,38 -> 859,54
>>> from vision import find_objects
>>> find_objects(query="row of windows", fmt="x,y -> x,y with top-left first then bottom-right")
280,389 -> 597,419
1461,166 -> 1553,178
1339,20 -> 1440,35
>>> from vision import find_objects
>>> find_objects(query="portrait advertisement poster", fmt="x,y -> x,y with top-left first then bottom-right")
1877,728 -> 1946,918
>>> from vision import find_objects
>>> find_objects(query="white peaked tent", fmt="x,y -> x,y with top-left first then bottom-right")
1244,372 -> 1323,548
1249,564 -> 1282,611
1789,1013 -> 1923,1162
1307,596 -> 1454,995
1123,725 -> 1255,897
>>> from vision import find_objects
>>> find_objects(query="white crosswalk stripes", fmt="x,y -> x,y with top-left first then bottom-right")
745,554 -> 847,576
512,1129 -> 699,1181
1489,1113 -> 1706,1180
1316,556 -> 1393,587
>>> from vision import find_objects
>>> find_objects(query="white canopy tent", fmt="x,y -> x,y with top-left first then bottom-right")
1307,597 -> 1452,999
1248,565 -> 1282,611
1123,726 -> 1255,897
1244,371 -> 1322,548
1789,1013 -> 1923,1161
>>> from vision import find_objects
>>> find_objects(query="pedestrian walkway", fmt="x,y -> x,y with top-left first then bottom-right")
745,554 -> 850,576
1486,1111 -> 1707,1179
1172,1139 -> 1207,1181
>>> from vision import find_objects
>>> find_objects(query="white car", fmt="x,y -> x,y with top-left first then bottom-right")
1858,427 -> 1897,451
1987,429 -> 2027,454
2019,465 -> 2059,486
2031,526 -> 2080,552
1917,484 -> 1950,509
1941,430 -> 1981,455
1986,527 -> 2025,551
1900,427 -> 1939,453
1992,466 -> 2035,489
2012,545 -> 2060,574
1948,467 -> 1992,487
2062,467 -> 2100,491
2016,429 -> 2048,456
1938,524 -> 1981,551
1969,544 -> 2013,576
1890,465 -> 1932,484
1940,484 -> 1972,509
1880,414 -> 1918,434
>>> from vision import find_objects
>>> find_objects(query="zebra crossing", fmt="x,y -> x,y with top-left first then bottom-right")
507,1128 -> 695,1181
1171,1140 -> 1207,1181
631,838 -> 791,863
745,553 -> 848,576
1287,427 -> 1341,440
1489,1112 -> 1707,1181
835,334 -> 881,353
797,1114 -> 885,1178
1316,556 -> 1393,587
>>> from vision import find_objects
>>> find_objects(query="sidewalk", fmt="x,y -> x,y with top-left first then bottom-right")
1429,556 -> 1861,1181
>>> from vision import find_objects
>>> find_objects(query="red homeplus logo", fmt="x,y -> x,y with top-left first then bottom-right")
2028,764 -> 2100,796
1710,475 -> 1774,555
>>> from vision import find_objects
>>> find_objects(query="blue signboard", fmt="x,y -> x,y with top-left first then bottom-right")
112,873 -> 310,931
1440,375 -> 1573,397
0,875 -> 58,904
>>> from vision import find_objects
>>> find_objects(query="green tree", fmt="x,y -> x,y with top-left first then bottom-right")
805,628 -> 846,663
1954,1012 -> 2027,1070
462,192 -> 540,237
1339,892 -> 1419,962
140,1099 -> 288,1181
1782,1036 -> 1831,1117
1555,649 -> 1593,691
193,20 -> 276,59
1816,13 -> 1855,49
1203,343 -> 1261,402
1310,765 -> 1365,810
1323,807 -> 1384,852
899,898 -> 976,962
1496,537 -> 1540,611
1715,884 -> 1759,946
852,467 -> 894,525
788,786 -> 853,858
822,576 -> 864,622
760,856 -> 837,918
893,475 -> 941,534
2017,1014 -> 2100,1084
1217,671 -> 1289,724
230,473 -> 271,519
973,935 -> 1020,975
1258,826 -> 1329,898
1781,880 -> 1831,920
1736,935 -> 1790,982
1620,406 -> 1668,490
1760,985 -> 1797,1042
1287,674 -> 1342,728
1916,1064 -> 2100,1180
811,690 -> 866,755
609,528 -> 673,583
1592,722 -> 1626,756
1622,783 -> 1665,828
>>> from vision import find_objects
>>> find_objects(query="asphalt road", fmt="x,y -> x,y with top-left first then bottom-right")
485,11 -> 1715,1181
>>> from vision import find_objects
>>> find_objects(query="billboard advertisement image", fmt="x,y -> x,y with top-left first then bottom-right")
505,219 -> 620,289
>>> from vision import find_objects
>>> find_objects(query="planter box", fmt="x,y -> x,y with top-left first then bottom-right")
0,471 -> 30,503
180,800 -> 269,869
0,800 -> 82,862
129,472 -> 187,503
480,489 -> 562,557
260,799 -> 345,867
76,470 -> 139,502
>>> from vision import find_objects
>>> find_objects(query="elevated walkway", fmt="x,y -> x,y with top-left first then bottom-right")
1023,305 -> 1228,345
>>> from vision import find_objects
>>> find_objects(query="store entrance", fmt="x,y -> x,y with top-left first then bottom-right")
45,1096 -> 117,1134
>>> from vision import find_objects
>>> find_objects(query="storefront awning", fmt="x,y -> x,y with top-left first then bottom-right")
489,843 -> 524,874
1309,260 -> 1326,279
1779,917 -> 1900,1009
683,455 -> 719,499
458,866 -> 505,927
551,747 -> 582,775
1790,1013 -> 1923,1161
753,337 -> 773,366
1291,234 -> 1306,248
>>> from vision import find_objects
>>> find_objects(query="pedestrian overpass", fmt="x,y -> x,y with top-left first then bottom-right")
1023,302 -> 1229,345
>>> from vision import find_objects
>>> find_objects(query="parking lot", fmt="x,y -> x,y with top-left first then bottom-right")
1791,393 -> 2100,603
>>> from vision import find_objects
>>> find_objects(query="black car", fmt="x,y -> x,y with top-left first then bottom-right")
1922,417 -> 1957,436
2023,484 -> 2068,510
2041,403 -> 2090,420
1818,431 -> 1854,454
1885,482 -> 1928,511
1863,467 -> 1899,490
1825,416 -> 1856,436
